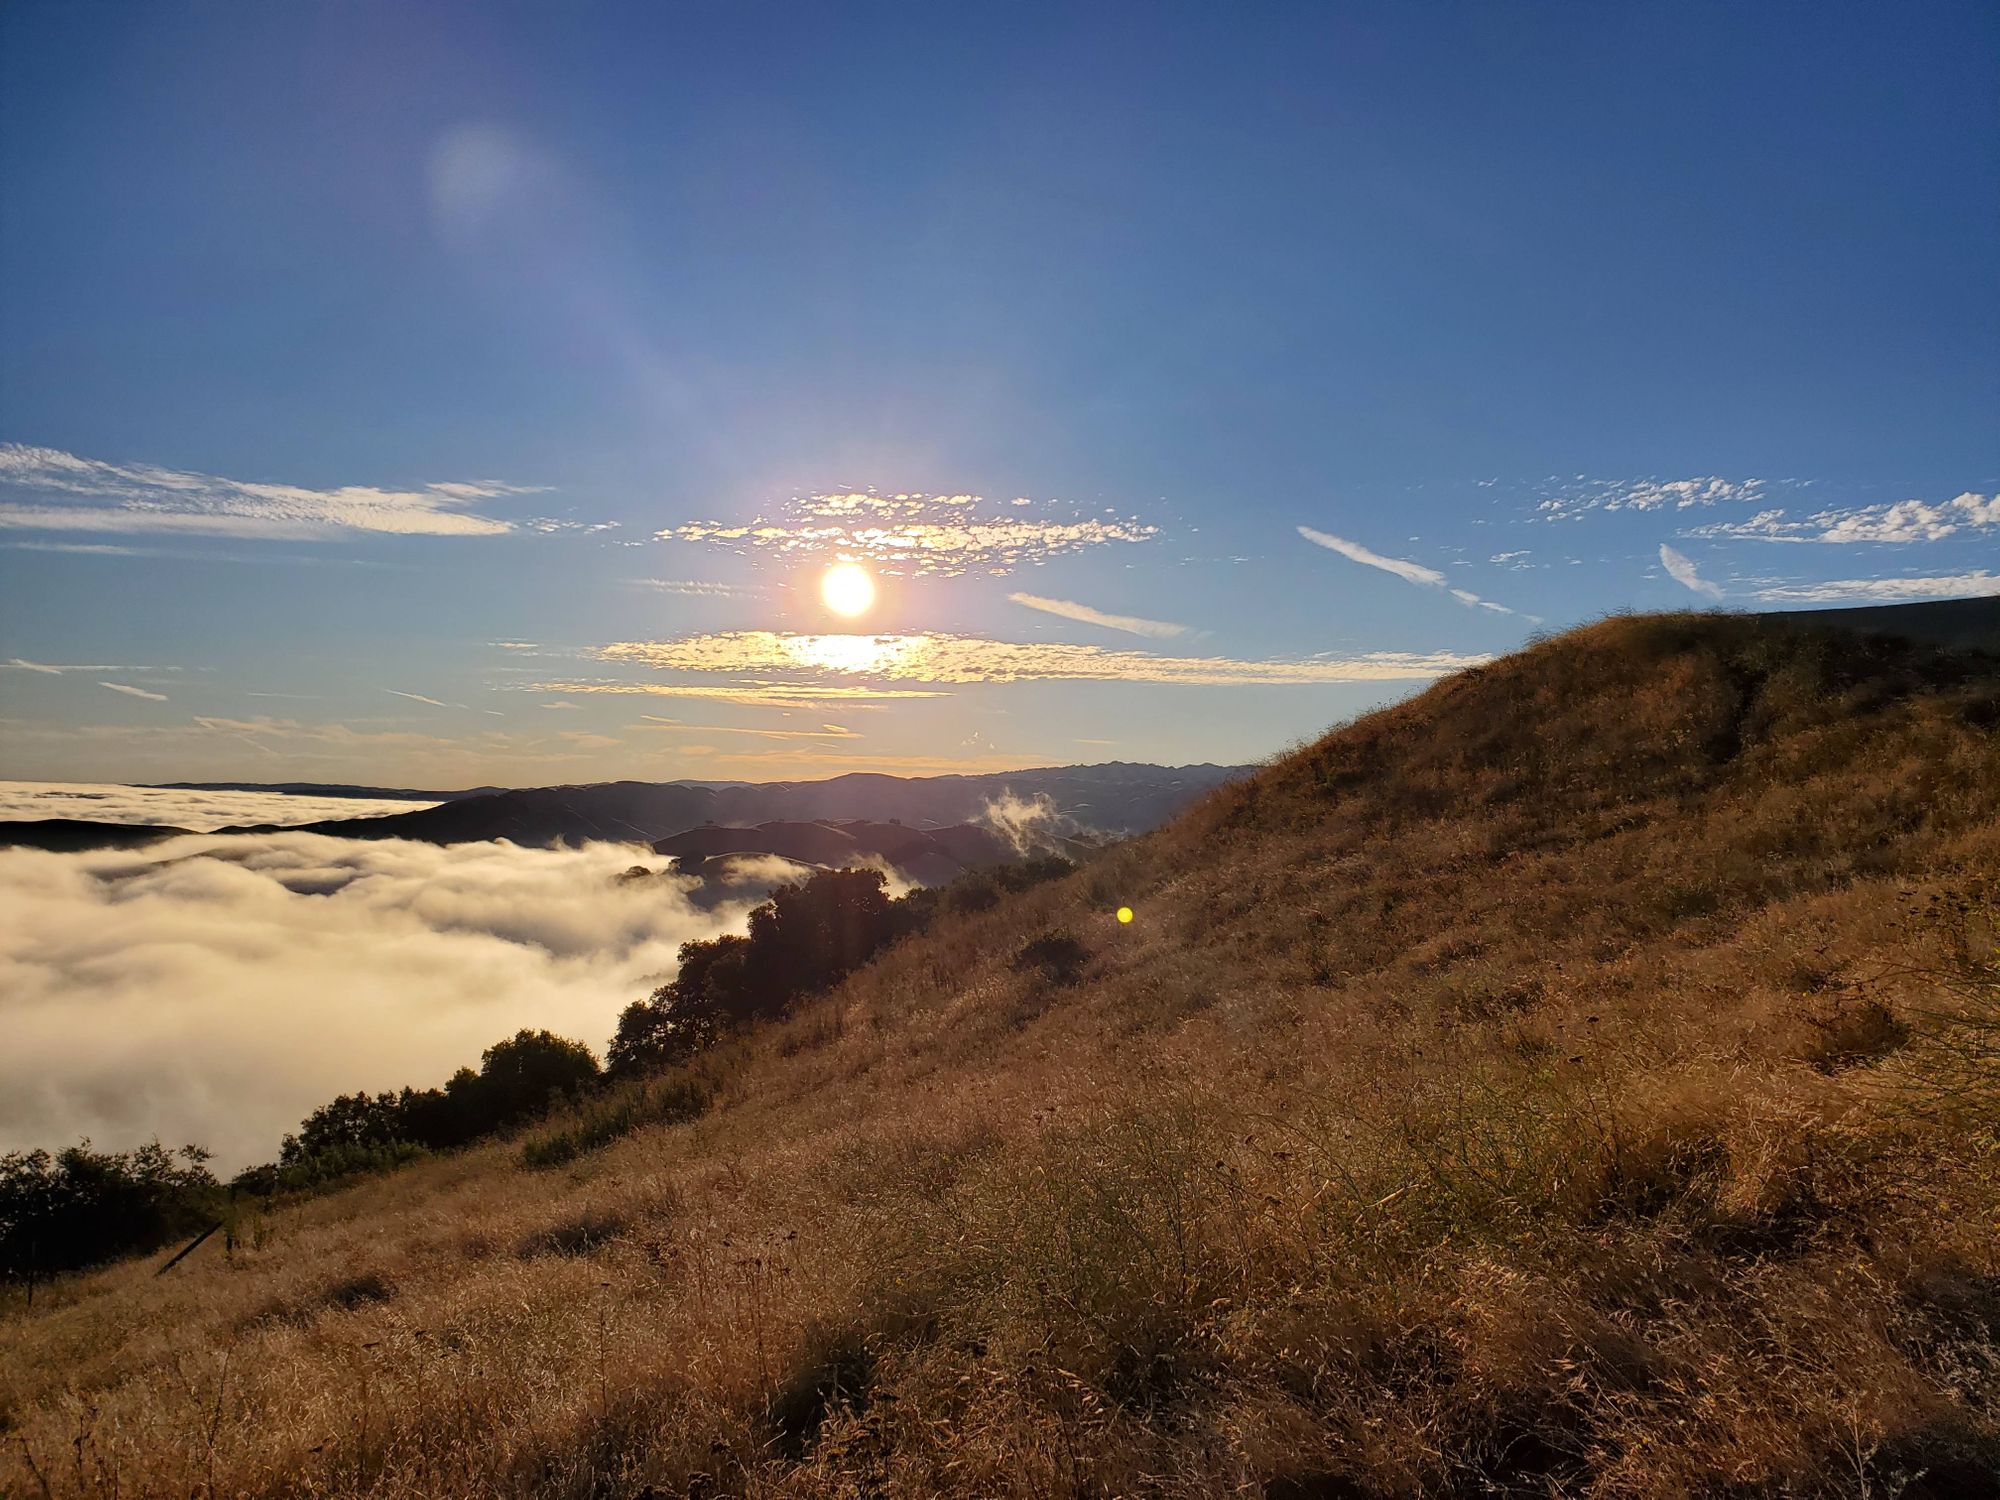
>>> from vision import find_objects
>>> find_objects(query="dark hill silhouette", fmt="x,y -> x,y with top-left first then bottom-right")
1774,591 -> 2000,653
144,781 -> 501,801
0,818 -> 193,852
230,762 -> 1246,848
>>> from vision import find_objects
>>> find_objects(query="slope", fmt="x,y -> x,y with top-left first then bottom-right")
5,611 -> 2000,1498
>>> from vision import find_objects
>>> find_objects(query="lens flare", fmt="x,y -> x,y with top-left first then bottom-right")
1116,906 -> 1134,924
820,563 -> 876,618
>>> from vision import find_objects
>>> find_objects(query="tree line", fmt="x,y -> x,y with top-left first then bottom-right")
1,858 -> 1075,1286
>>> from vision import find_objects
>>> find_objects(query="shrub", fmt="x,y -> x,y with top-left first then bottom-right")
0,1141 -> 221,1283
522,1068 -> 715,1169
1013,932 -> 1091,988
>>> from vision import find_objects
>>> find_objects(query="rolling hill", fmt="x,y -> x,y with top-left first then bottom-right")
4,607 -> 1999,1497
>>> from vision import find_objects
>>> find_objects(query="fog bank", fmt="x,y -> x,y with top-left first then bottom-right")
0,779 -> 441,829
0,833 -> 781,1170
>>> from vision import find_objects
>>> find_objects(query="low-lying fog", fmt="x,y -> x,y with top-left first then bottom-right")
0,779 -> 443,829
0,831 -> 799,1171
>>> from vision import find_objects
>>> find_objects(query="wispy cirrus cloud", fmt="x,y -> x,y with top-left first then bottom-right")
5,658 -> 174,675
1297,526 -> 1445,585
633,577 -> 767,597
658,490 -> 1157,577
1751,571 -> 2000,605
1687,493 -> 1999,545
99,681 -> 169,702
636,716 -> 860,740
1659,544 -> 1724,600
535,681 -> 949,708
0,443 -> 538,540
1007,592 -> 1190,639
1298,526 -> 1521,616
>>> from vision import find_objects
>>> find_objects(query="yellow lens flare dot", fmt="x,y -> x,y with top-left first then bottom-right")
820,562 -> 876,618
1116,906 -> 1135,924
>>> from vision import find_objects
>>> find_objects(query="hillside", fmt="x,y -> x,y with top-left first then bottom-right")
5,611 -> 2000,1497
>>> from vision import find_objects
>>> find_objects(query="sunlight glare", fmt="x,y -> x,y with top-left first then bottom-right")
820,563 -> 876,618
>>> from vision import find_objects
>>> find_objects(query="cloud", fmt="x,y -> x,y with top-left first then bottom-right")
0,832 -> 787,1169
1297,526 -> 1446,585
658,490 -> 1157,576
1688,493 -> 1999,545
577,631 -> 1487,687
6,658 -> 172,675
1534,476 -> 1769,521
978,791 -> 1078,857
634,577 -> 766,597
385,689 -> 458,709
1007,592 -> 1190,638
1299,525 -> 1520,615
1,541 -> 144,556
637,716 -> 859,740
0,713 -> 630,788
0,781 -> 443,829
99,681 -> 170,702
542,681 -> 949,708
1659,544 -> 1724,600
0,443 -> 533,540
1750,571 -> 2000,605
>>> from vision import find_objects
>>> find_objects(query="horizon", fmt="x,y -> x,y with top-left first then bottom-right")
4,2 -> 1996,786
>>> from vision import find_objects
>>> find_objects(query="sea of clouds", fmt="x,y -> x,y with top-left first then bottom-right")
0,830 -> 793,1171
0,779 -> 442,829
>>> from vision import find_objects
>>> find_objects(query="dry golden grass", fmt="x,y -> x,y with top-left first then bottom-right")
5,611 -> 2000,1497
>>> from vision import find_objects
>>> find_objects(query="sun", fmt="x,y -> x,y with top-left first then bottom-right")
820,562 -> 876,618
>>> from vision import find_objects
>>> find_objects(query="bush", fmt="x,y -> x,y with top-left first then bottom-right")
611,868 -> 898,1075
522,1068 -> 716,1169
1014,932 -> 1092,987
1,1141 -> 221,1283
610,858 -> 1079,1076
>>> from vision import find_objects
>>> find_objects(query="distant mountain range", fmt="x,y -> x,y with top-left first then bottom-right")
0,764 -> 1248,861
143,781 -> 502,801
228,762 -> 1248,849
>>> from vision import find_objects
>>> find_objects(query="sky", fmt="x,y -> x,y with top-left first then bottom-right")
2,0 -> 1995,789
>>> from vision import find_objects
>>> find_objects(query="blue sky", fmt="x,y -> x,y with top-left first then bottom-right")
2,1 -> 1995,787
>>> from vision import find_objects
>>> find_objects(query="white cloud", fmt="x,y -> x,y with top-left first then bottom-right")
634,578 -> 766,597
5,658 -> 172,675
0,832 -> 785,1169
1300,525 -> 1520,615
0,779 -> 438,829
1007,592 -> 1190,638
1751,571 -> 2000,605
99,681 -> 170,702
636,716 -> 859,740
571,630 -> 1487,688
659,490 -> 1157,576
1689,493 -> 1999,545
1297,526 -> 1446,585
1535,476 -> 1769,521
1659,544 -> 1724,600
0,443 -> 533,540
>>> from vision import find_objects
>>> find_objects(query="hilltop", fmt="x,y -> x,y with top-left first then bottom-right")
4,608 -> 1999,1496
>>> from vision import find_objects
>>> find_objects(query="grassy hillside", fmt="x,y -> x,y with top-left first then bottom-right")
5,612 -> 2000,1497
